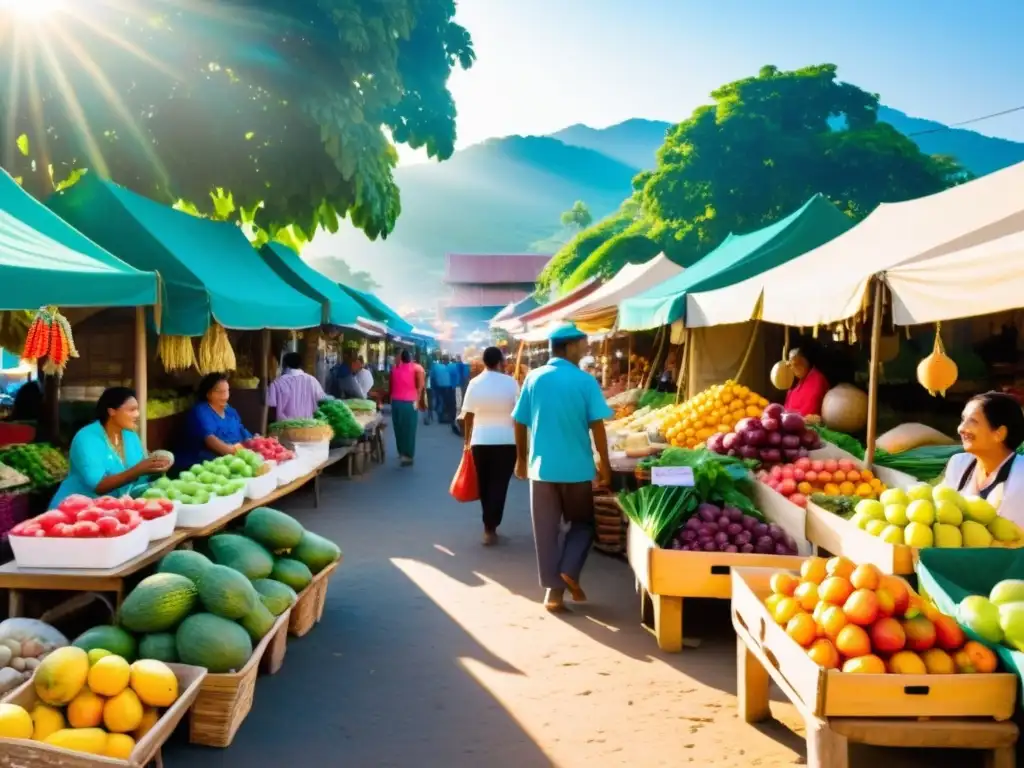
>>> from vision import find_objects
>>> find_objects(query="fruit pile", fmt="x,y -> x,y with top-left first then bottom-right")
72,508 -> 342,674
671,503 -> 798,554
314,399 -> 363,440
759,456 -> 887,509
140,450 -> 269,505
0,443 -> 68,490
958,580 -> 1024,652
0,620 -> 64,696
707,404 -> 823,463
765,556 -> 998,674
657,381 -> 769,449
0,646 -> 179,757
11,495 -> 148,539
243,435 -> 296,463
849,483 -> 1021,549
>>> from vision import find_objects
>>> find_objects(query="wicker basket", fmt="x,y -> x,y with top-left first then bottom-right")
273,424 -> 334,444
188,608 -> 291,748
289,557 -> 341,637
593,493 -> 628,555
0,663 -> 206,767
634,467 -> 651,486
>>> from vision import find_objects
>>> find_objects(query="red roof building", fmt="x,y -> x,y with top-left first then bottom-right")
440,254 -> 551,338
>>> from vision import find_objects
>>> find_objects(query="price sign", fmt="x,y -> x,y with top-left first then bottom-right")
651,466 -> 694,487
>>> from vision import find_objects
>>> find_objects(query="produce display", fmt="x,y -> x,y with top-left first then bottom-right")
22,306 -> 78,376
145,390 -> 191,420
140,450 -> 268,504
958,579 -> 1024,653
671,503 -> 798,555
344,398 -> 377,413
810,422 -> 962,483
657,381 -> 769,449
759,457 -> 887,509
847,483 -> 1023,549
0,618 -> 67,695
315,399 -> 363,440
0,645 -> 182,757
10,495 -> 147,539
196,322 -> 237,375
243,435 -> 295,463
764,555 -> 999,674
0,443 -> 68,490
82,508 -> 341,674
707,404 -> 822,464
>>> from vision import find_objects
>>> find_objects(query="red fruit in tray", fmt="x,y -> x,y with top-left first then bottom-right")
50,523 -> 76,538
58,495 -> 92,515
158,499 -> 174,514
778,479 -> 797,496
72,521 -> 101,538
9,522 -> 28,536
94,496 -> 121,511
113,523 -> 130,537
76,507 -> 103,523
37,510 -> 72,530
96,516 -> 121,537
113,508 -> 132,525
903,616 -> 937,652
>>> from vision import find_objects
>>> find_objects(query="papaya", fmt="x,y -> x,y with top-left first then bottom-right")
34,646 -> 89,706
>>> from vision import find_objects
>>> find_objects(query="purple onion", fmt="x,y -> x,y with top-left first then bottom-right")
703,541 -> 718,552
704,522 -> 719,535
741,515 -> 758,531
783,448 -> 801,461
725,506 -> 743,522
722,432 -> 740,451
717,515 -> 731,528
761,448 -> 782,464
744,428 -> 767,447
763,403 -> 785,420
766,431 -> 783,447
681,529 -> 698,542
740,543 -> 755,553
739,445 -> 760,460
797,447 -> 809,458
685,516 -> 702,531
697,504 -> 720,522
724,545 -> 739,553
726,523 -> 743,537
735,417 -> 758,433
800,430 -> 819,447
761,417 -> 780,432
768,523 -> 784,540
756,535 -> 774,552
784,534 -> 797,550
780,412 -> 806,434
781,434 -> 801,449
734,531 -> 752,546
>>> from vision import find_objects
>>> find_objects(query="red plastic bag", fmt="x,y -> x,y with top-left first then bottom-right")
449,448 -> 479,503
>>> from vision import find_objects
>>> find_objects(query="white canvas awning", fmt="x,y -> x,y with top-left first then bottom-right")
685,161 -> 1024,328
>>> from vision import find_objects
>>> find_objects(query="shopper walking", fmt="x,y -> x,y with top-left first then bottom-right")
512,323 -> 613,612
460,346 -> 519,545
390,350 -> 425,466
430,355 -> 453,424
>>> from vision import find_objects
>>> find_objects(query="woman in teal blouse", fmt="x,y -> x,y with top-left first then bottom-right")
50,388 -> 170,508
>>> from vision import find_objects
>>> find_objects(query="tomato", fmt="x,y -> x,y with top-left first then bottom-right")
158,499 -> 174,514
76,507 -> 103,523
37,510 -> 72,530
96,516 -> 121,536
113,508 -> 133,524
94,496 -> 122,511
50,523 -> 76,538
72,521 -> 101,538
57,494 -> 92,515
779,478 -> 798,496
112,523 -> 130,537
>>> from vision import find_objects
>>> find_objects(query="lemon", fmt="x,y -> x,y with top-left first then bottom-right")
0,703 -> 33,739
103,732 -> 136,758
88,655 -> 131,697
129,659 -> 178,707
104,688 -> 143,733
29,703 -> 64,741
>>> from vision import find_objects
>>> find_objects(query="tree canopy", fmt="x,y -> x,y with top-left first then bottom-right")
560,200 -> 593,230
538,64 -> 967,292
0,0 -> 474,243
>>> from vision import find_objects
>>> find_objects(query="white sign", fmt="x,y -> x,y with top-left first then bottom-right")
651,466 -> 694,487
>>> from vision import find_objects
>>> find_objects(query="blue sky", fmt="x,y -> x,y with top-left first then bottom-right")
403,0 -> 1024,161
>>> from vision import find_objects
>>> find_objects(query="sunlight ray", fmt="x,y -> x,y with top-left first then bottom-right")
70,8 -> 182,81
2,27 -> 23,172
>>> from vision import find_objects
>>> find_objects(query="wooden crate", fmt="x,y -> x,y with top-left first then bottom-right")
806,500 -> 917,575
627,483 -> 810,652
0,663 -> 206,768
289,557 -> 341,637
188,609 -> 291,748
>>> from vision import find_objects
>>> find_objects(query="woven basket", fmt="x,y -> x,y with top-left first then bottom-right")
634,467 -> 651,485
289,557 -> 341,637
593,493 -> 627,555
274,424 -> 334,444
188,609 -> 291,748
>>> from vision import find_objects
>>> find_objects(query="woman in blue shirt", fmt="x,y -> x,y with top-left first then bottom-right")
177,373 -> 252,469
51,387 -> 170,508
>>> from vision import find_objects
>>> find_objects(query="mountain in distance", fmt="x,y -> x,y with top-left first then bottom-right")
307,107 -> 1024,307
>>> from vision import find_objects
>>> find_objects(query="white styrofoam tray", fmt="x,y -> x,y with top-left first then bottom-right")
143,505 -> 179,542
276,460 -> 306,486
10,523 -> 149,570
245,465 -> 279,500
175,491 -> 245,529
292,440 -> 330,468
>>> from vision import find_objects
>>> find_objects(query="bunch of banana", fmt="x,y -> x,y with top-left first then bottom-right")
0,310 -> 32,354
197,322 -> 236,374
158,334 -> 198,372
24,306 -> 77,375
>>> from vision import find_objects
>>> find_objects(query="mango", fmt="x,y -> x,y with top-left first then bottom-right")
0,703 -> 33,739
884,504 -> 909,526
933,523 -> 963,548
865,519 -> 888,537
854,499 -> 885,520
906,500 -> 936,526
67,688 -> 105,728
962,520 -> 994,548
988,517 -> 1022,543
104,688 -> 143,733
999,602 -> 1024,652
880,524 -> 904,544
990,580 -> 1024,606
29,703 -> 64,741
904,522 -> 933,548
88,655 -> 130,697
45,727 -> 108,755
963,496 -> 998,525
34,646 -> 89,706
879,488 -> 909,507
932,484 -> 966,510
958,595 -> 1003,644
103,732 -> 136,759
906,483 -> 934,502
935,500 -> 963,526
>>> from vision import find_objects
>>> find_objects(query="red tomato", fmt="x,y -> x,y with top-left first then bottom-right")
158,499 -> 175,514
76,507 -> 103,523
95,496 -> 122,511
57,494 -> 92,515
779,478 -> 798,496
780,466 -> 795,479
793,468 -> 806,482
72,521 -> 101,538
810,460 -> 825,473
50,523 -> 76,538
795,457 -> 812,471
37,510 -> 72,530
113,523 -> 130,537
113,509 -> 133,524
96,517 -> 121,537
790,493 -> 808,508
823,459 -> 839,473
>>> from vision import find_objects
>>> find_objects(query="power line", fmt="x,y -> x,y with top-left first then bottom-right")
906,104 -> 1024,137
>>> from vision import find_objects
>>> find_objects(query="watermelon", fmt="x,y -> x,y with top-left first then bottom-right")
197,564 -> 259,619
243,507 -> 304,550
73,626 -> 137,662
291,531 -> 341,574
139,633 -> 178,663
119,573 -> 198,633
239,600 -> 276,642
175,613 -> 253,673
208,534 -> 274,579
158,550 -> 214,584
270,558 -> 313,591
252,579 -> 297,616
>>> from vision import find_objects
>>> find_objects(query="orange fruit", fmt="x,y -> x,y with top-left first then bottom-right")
819,605 -> 848,641
807,638 -> 841,669
800,557 -> 828,585
786,613 -> 818,648
921,648 -> 955,675
819,576 -> 854,606
850,564 -> 881,591
843,589 -> 880,626
962,641 -> 998,673
842,654 -> 886,674
835,624 -> 872,658
793,581 -> 820,612
764,593 -> 786,616
772,597 -> 802,625
888,650 -> 927,675
770,572 -> 800,597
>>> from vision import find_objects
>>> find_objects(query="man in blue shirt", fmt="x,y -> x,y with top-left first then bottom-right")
512,323 -> 612,613
430,355 -> 454,424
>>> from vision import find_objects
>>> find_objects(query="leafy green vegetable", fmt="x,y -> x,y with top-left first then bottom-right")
315,399 -> 364,439
808,424 -> 865,458
874,444 -> 962,481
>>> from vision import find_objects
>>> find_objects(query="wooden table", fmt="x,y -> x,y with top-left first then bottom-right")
0,460 -> 336,617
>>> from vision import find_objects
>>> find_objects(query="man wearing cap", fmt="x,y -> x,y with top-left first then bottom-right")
512,322 -> 613,612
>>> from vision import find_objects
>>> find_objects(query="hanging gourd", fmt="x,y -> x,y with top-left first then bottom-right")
917,323 -> 958,397
770,327 -> 795,390
22,306 -> 78,376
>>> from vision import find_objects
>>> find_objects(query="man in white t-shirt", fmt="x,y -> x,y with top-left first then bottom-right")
460,346 -> 520,545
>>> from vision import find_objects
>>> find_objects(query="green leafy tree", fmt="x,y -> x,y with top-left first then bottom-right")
547,64 -> 969,291
560,200 -> 593,231
0,0 -> 474,244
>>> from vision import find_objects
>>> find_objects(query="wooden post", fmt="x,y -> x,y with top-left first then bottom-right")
513,340 -> 525,383
601,336 -> 610,388
684,326 -> 697,401
645,326 -> 667,389
134,307 -> 148,451
675,329 -> 689,404
864,279 -> 884,465
626,334 -> 633,386
260,328 -> 270,435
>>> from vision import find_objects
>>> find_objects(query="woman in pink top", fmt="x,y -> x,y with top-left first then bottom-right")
390,350 -> 425,465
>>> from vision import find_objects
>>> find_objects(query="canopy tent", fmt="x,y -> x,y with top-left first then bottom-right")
0,169 -> 157,310
618,195 -> 852,331
337,284 -> 414,336
506,279 -> 601,338
490,295 -> 541,330
260,243 -> 367,327
47,176 -> 321,336
685,161 -> 1024,329
541,254 -> 684,333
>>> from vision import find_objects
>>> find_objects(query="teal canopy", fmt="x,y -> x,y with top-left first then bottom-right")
616,195 -> 853,331
337,284 -> 414,335
0,169 -> 156,310
47,175 -> 322,336
260,243 -> 366,327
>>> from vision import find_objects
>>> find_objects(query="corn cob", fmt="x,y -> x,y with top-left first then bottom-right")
22,307 -> 76,376
157,335 -> 198,372
197,322 -> 236,374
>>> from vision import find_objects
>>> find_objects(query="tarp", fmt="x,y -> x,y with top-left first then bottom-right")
337,284 -> 414,335
0,169 -> 156,310
491,295 -> 540,328
545,255 -> 684,333
47,175 -> 321,335
260,243 -> 365,327
686,161 -> 1024,328
886,229 -> 1024,325
618,195 -> 852,331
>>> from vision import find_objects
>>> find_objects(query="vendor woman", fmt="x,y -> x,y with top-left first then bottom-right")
784,347 -> 829,418
51,387 -> 170,507
943,391 -> 1024,515
177,373 -> 252,469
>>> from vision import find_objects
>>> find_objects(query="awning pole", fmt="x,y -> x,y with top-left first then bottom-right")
864,279 -> 884,465
260,328 -> 271,435
646,326 -> 667,390
135,307 -> 148,451
626,334 -> 633,386
675,328 -> 690,404
514,340 -> 525,384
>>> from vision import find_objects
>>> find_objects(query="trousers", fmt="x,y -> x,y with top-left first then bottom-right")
529,480 -> 594,590
471,444 -> 516,532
